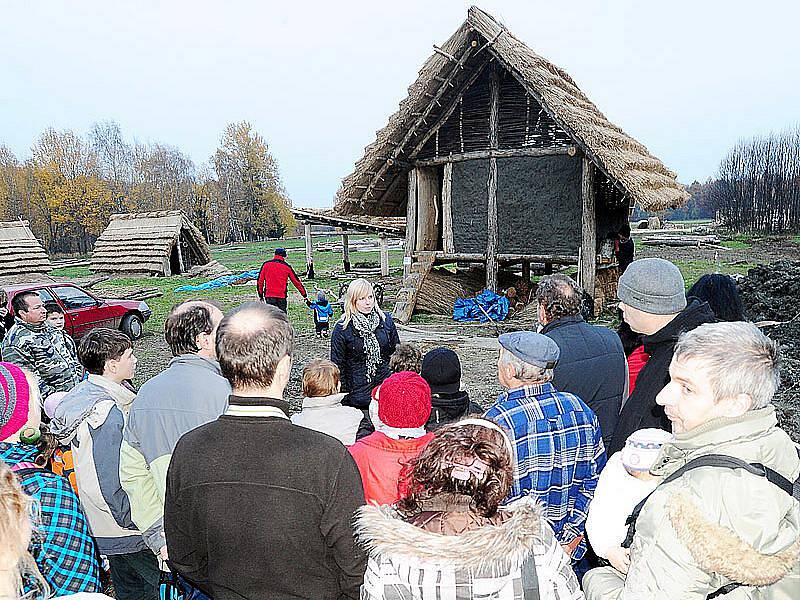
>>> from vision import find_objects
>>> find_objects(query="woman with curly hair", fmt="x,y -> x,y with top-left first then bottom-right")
355,418 -> 584,600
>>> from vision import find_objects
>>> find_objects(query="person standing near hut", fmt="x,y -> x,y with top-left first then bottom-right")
331,279 -> 400,411
256,247 -> 308,313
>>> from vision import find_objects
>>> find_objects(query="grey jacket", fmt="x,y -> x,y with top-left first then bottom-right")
50,375 -> 145,555
120,354 -> 230,553
583,406 -> 800,599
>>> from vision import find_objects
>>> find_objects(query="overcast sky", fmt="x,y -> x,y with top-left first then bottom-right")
2,0 -> 798,207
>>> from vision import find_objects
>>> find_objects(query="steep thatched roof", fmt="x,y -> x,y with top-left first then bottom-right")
0,221 -> 52,277
337,6 -> 687,216
91,211 -> 213,276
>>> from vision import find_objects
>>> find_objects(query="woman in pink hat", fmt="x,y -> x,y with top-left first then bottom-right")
0,362 -> 101,597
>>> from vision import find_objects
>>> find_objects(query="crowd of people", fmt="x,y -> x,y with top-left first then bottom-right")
0,254 -> 798,600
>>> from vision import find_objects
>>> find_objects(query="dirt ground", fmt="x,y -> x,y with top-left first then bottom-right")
130,235 -> 800,442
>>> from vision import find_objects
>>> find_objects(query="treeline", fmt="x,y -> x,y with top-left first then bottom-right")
0,120 -> 295,253
709,126 -> 800,233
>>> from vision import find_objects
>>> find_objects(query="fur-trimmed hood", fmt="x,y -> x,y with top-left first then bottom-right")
355,496 -> 546,571
669,492 -> 800,587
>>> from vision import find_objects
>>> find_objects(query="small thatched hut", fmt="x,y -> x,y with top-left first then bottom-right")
0,221 -> 52,278
91,211 -> 218,276
337,6 -> 688,319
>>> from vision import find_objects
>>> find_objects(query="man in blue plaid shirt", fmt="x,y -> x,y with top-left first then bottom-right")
485,331 -> 606,562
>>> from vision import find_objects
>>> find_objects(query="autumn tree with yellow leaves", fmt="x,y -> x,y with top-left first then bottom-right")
0,120 -> 295,252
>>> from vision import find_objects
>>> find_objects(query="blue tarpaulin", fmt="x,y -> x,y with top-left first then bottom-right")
453,289 -> 510,322
174,269 -> 261,293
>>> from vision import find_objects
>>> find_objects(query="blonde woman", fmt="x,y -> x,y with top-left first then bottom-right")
330,279 -> 400,410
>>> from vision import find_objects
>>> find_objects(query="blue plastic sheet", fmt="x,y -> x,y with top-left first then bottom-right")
174,269 -> 261,293
452,289 -> 510,322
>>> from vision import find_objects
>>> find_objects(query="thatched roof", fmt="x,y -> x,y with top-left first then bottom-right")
0,221 -> 52,278
292,207 -> 405,236
337,6 -> 687,216
91,211 -> 213,276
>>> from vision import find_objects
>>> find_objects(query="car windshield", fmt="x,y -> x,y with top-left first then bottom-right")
53,286 -> 97,309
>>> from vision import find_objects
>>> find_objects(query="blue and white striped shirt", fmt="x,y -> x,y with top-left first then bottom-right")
485,382 -> 606,560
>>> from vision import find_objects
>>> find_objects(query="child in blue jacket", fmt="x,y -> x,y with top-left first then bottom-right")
307,291 -> 335,338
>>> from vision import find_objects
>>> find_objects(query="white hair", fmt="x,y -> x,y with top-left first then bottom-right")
499,349 -> 554,383
674,321 -> 780,410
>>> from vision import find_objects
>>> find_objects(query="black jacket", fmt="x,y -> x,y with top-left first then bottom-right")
165,396 -> 366,600
608,300 -> 716,455
426,391 -> 483,432
541,315 -> 627,447
330,313 -> 400,408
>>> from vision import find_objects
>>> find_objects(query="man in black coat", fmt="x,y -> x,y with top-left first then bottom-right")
538,274 -> 627,448
165,302 -> 366,600
607,258 -> 715,455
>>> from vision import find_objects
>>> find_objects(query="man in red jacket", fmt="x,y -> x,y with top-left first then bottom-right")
256,248 -> 308,312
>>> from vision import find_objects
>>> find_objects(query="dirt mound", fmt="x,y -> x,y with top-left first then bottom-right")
739,260 -> 800,322
739,262 -> 800,441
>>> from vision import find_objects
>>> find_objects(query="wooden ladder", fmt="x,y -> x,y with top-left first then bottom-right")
392,253 -> 435,323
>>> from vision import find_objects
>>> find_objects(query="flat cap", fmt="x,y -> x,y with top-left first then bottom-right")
498,331 -> 560,369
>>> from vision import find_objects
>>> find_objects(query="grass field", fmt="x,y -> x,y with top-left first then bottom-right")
51,235 -> 404,336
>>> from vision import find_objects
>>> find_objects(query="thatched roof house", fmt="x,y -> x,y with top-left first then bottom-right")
335,6 -> 688,319
0,221 -> 52,278
337,6 -> 687,216
91,211 -> 218,276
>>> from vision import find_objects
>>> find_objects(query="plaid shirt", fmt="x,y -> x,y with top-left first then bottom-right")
485,383 -> 606,560
0,443 -> 101,596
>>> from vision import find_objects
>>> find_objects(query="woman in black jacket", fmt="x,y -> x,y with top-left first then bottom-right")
330,278 -> 400,410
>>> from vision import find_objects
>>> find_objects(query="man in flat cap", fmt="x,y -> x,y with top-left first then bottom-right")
607,258 -> 715,455
485,331 -> 606,563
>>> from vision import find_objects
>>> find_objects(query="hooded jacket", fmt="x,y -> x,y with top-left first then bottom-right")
1,318 -> 82,397
583,406 -> 800,599
291,392 -> 363,445
541,315 -> 627,448
608,300 -> 716,455
119,354 -> 230,553
348,431 -> 435,505
330,313 -> 400,408
425,390 -> 483,432
356,496 -> 584,600
50,375 -> 146,555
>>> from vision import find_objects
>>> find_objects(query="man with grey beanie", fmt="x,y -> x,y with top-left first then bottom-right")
607,258 -> 714,455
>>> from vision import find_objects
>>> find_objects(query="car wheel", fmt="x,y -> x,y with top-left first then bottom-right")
121,313 -> 144,340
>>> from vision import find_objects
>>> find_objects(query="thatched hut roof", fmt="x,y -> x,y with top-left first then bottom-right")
0,221 -> 52,278
292,207 -> 405,236
91,211 -> 213,276
337,6 -> 688,216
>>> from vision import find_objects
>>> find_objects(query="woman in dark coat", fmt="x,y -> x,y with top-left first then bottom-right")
331,278 -> 400,410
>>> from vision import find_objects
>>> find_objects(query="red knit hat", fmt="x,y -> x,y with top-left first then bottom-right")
378,371 -> 432,428
0,362 -> 32,441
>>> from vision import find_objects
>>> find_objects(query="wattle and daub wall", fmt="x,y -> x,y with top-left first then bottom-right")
419,67 -> 629,255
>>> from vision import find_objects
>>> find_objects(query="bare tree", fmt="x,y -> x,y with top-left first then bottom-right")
710,126 -> 800,232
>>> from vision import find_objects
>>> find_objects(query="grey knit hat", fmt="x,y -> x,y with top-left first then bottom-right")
618,258 -> 687,315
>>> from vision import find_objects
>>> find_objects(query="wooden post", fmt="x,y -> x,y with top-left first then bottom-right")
341,232 -> 351,272
304,222 -> 315,279
404,170 -> 417,279
521,260 -> 530,281
580,157 -> 597,300
379,233 -> 389,277
442,162 -> 454,253
485,65 -> 500,292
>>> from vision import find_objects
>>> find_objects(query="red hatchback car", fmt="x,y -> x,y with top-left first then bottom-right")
2,282 -> 152,340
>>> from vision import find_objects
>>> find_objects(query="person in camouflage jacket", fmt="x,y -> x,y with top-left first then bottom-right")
0,291 -> 82,398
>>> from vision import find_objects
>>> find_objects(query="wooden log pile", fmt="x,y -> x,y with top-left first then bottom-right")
641,234 -> 722,248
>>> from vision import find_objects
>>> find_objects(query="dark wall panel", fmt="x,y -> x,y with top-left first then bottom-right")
497,155 -> 582,254
451,159 -> 489,253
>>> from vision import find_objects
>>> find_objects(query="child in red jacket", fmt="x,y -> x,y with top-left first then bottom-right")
348,371 -> 434,505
